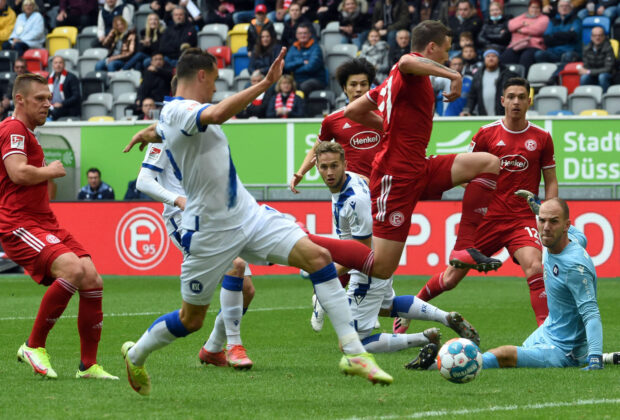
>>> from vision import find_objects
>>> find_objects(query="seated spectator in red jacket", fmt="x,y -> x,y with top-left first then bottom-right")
266,74 -> 305,118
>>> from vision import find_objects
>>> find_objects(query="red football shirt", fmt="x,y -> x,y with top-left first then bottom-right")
318,108 -> 383,178
0,117 -> 56,233
471,119 -> 556,219
366,53 -> 435,176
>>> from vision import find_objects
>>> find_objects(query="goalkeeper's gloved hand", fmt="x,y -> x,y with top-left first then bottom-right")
514,190 -> 541,215
582,354 -> 603,371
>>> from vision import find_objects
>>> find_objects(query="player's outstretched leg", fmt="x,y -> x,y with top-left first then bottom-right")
404,343 -> 439,370
449,248 -> 502,272
446,312 -> 480,346
122,341 -> 151,396
17,343 -> 58,379
360,327 -> 441,353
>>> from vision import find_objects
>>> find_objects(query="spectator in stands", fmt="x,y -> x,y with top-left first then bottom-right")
149,0 -> 184,25
461,48 -> 517,116
78,168 -> 115,200
2,0 -> 45,57
281,2 -> 313,48
579,26 -> 615,92
0,58 -> 26,119
461,44 -> 482,76
48,56 -> 81,121
359,28 -> 390,83
249,27 -> 283,75
448,0 -> 482,51
284,22 -> 327,98
159,6 -> 197,66
477,1 -> 510,52
204,0 -> 234,28
248,4 -> 276,56
372,0 -> 411,48
501,0 -> 549,72
338,0 -> 370,50
237,69 -> 275,118
138,97 -> 158,119
0,0 -> 16,46
535,0 -> 581,65
410,0 -> 447,26
388,28 -> 410,65
95,0 -> 134,48
123,13 -> 165,71
56,0 -> 98,30
95,16 -> 137,71
316,0 -> 340,29
266,74 -> 305,118
578,0 -> 618,20
137,52 -> 173,106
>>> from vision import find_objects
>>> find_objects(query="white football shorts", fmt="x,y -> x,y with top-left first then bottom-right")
346,273 -> 395,339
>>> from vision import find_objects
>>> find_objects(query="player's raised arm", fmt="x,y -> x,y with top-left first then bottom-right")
343,94 -> 382,131
124,123 -> 160,152
200,47 -> 287,126
290,139 -> 320,194
399,55 -> 462,102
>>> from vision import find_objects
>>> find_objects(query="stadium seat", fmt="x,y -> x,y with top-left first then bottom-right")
0,71 -> 15,94
611,39 -> 619,59
232,46 -> 249,75
46,26 -> 78,55
534,85 -> 568,115
506,63 -> 526,78
296,89 -> 304,99
81,70 -> 108,99
215,68 -> 234,91
582,16 -> 610,44
212,90 -> 236,103
78,48 -> 108,78
527,62 -> 557,89
88,115 -> 115,122
305,90 -> 335,117
580,109 -> 608,116
504,0 -> 529,18
602,84 -> 620,114
559,61 -> 583,94
198,23 -> 228,50
335,92 -> 347,109
0,50 -> 18,72
23,49 -> 49,72
33,70 -> 49,78
326,43 -> 358,87
48,48 -> 79,72
112,91 -> 138,120
273,22 -> 284,40
228,23 -> 250,54
134,3 -> 154,35
568,85 -> 603,115
547,109 -> 574,116
108,70 -> 141,97
77,26 -> 98,54
321,21 -> 344,49
234,68 -> 250,91
208,46 -> 232,69
81,92 -> 114,120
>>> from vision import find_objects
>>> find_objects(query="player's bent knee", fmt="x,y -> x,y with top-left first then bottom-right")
230,258 -> 247,277
305,245 -> 333,271
484,154 -> 500,174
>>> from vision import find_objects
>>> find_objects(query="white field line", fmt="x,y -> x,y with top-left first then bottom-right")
0,306 -> 307,321
343,398 -> 620,420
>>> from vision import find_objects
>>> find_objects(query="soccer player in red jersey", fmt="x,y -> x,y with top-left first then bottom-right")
415,77 -> 558,327
0,74 -> 117,380
304,21 -> 501,284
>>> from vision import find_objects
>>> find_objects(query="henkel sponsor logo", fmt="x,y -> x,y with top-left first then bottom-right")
500,154 -> 529,172
350,131 -> 380,149
115,207 -> 169,270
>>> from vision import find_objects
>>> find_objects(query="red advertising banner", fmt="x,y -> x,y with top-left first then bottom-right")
51,201 -> 620,278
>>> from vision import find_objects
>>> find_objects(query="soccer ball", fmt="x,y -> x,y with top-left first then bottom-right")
437,338 -> 483,384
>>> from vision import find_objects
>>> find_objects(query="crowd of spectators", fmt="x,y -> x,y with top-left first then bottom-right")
1,0 -> 620,120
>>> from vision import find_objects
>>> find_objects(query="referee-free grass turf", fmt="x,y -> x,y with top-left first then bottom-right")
1,274 -> 619,419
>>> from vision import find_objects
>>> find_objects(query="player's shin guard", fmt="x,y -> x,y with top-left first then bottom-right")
416,271 -> 446,302
220,275 -> 244,346
310,263 -> 365,354
361,333 -> 429,353
527,274 -> 548,326
307,234 -> 374,276
78,288 -> 103,369
454,173 -> 497,250
29,278 -> 76,348
390,295 -> 448,324
129,310 -> 190,366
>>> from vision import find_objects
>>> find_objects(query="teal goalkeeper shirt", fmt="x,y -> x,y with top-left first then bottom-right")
541,226 -> 603,361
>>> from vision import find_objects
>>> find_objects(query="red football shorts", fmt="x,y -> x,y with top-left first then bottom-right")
371,154 -> 456,241
0,226 -> 89,286
475,216 -> 542,263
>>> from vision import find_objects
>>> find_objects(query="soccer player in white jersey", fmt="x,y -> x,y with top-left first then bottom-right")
315,141 -> 481,354
136,141 -> 256,369
121,47 -> 393,396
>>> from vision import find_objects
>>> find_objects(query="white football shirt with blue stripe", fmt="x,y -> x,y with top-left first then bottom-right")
156,97 -> 258,232
331,172 -> 373,241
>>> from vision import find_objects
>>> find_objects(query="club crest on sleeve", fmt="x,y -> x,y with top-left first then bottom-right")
46,234 -> 60,244
148,147 -> 162,160
10,134 -> 25,150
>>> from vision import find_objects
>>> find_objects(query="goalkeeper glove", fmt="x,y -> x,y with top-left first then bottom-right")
514,190 -> 541,215
582,354 -> 603,371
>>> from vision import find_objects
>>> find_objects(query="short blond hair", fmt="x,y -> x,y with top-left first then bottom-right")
13,73 -> 47,102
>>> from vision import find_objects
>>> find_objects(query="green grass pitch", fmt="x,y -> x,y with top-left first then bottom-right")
1,274 -> 619,419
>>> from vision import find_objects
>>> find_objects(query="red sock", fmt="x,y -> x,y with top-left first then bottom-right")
454,173 -> 497,250
338,273 -> 350,288
308,234 -> 374,276
28,278 -> 76,348
416,271 -> 445,302
78,288 -> 103,368
527,274 -> 548,326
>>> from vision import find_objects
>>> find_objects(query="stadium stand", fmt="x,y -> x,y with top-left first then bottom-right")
108,70 -> 141,97
134,3 -> 154,35
23,49 -> 49,72
504,0 -> 529,19
234,68 -> 251,91
212,90 -> 236,103
506,64 -> 526,78
534,85 -> 568,115
49,48 -> 79,72
198,23 -> 228,50
46,26 -> 78,55
215,68 -> 234,91
580,109 -> 608,116
81,92 -> 114,120
320,21 -> 342,50
228,23 -> 250,54
0,50 -> 17,72
112,91 -> 138,120
0,72 -> 15,94
602,85 -> 620,114
80,71 -> 108,100
569,85 -> 603,115
527,62 -> 558,89
305,90 -> 335,117
559,61 -> 584,94
76,26 -> 98,54
233,46 -> 250,75
582,16 -> 611,45
78,48 -> 108,78
208,46 -> 232,69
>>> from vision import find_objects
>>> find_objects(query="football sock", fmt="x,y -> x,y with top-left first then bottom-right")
28,278 -> 76,348
416,271 -> 446,302
361,332 -> 429,353
390,295 -> 449,325
308,234 -> 375,276
129,309 -> 190,366
527,274 -> 548,326
454,173 -> 497,250
204,310 -> 225,353
310,263 -> 365,354
77,288 -> 103,369
482,352 -> 499,369
220,275 -> 244,346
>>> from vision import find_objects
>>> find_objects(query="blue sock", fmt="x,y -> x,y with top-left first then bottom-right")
309,263 -> 338,285
482,352 -> 499,369
390,296 -> 414,317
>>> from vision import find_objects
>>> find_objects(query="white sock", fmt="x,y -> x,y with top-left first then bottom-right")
392,295 -> 449,325
361,333 -> 429,353
129,310 -> 189,366
220,275 -> 243,346
204,310 -> 226,353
